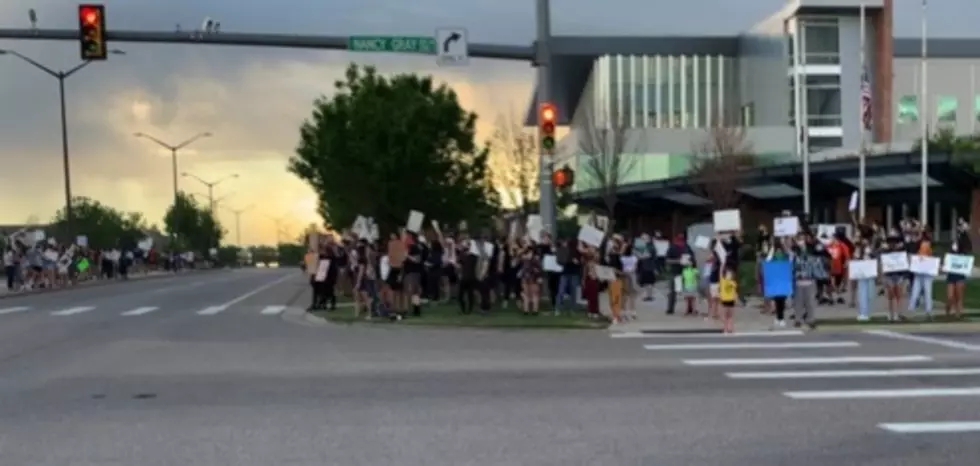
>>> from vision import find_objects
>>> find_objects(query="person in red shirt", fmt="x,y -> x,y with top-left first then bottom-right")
827,235 -> 851,304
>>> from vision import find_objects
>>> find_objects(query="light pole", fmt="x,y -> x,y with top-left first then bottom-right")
0,48 -> 124,237
267,215 -> 289,245
919,0 -> 929,223
223,204 -> 254,246
182,172 -> 238,211
192,191 -> 234,211
535,0 -> 556,236
133,131 -> 212,210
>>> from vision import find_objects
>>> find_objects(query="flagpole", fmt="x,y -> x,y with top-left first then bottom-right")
971,64 -> 976,134
859,3 -> 867,220
800,21 -> 811,215
919,0 -> 929,223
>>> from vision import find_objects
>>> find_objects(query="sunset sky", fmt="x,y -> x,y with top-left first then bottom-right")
0,0 -> 974,245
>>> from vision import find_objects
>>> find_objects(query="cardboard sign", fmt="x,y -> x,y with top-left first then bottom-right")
942,253 -> 975,276
314,259 -> 330,282
909,255 -> 940,276
577,225 -> 604,248
880,252 -> 910,273
542,255 -> 563,273
773,216 -> 799,237
407,210 -> 425,233
712,209 -> 741,232
848,259 -> 878,280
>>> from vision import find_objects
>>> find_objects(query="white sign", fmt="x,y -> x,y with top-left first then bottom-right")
33,230 -> 45,243
577,225 -> 604,248
435,27 -> 469,66
468,240 -> 494,257
848,259 -> 878,280
693,235 -> 710,250
526,215 -> 543,242
848,191 -> 859,212
594,265 -> 616,282
773,216 -> 799,237
653,239 -> 669,256
314,259 -> 330,282
712,209 -> 741,232
542,255 -> 563,273
407,210 -> 425,233
380,255 -> 391,280
880,252 -> 910,273
942,253 -> 975,276
209,247 -> 218,257
909,255 -> 940,276
76,235 -> 88,247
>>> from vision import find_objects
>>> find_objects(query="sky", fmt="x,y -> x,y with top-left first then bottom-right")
1,0 -> 977,245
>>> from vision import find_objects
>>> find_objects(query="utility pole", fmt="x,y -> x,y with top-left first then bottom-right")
222,204 -> 254,246
535,0 -> 556,237
181,172 -> 238,212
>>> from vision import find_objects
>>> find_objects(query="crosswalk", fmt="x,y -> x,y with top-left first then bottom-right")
614,329 -> 980,435
0,303 -> 294,318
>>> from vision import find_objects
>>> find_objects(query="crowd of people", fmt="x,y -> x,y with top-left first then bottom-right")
300,213 -> 976,328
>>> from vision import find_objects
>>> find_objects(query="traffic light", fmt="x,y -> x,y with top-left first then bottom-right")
539,102 -> 557,153
78,4 -> 107,61
552,165 -> 575,190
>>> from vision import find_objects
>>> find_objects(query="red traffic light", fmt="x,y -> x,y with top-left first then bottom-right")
539,102 -> 557,124
552,166 -> 574,189
80,7 -> 99,25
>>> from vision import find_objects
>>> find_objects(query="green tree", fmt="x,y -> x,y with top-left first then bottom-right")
289,63 -> 500,236
277,242 -> 305,266
50,197 -> 149,249
913,127 -> 980,173
164,192 -> 225,254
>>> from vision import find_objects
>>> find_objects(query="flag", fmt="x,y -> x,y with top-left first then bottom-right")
860,69 -> 873,131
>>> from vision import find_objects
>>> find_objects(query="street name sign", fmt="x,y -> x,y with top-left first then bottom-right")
347,36 -> 436,54
435,27 -> 469,66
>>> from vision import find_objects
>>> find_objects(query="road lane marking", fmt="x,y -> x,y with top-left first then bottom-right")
51,306 -> 96,316
260,305 -> 286,315
644,341 -> 858,351
121,306 -> 159,316
0,306 -> 30,315
727,367 -> 980,379
879,422 -> 980,433
785,387 -> 980,400
613,330 -> 803,339
197,306 -> 226,316
864,329 -> 980,352
684,355 -> 932,366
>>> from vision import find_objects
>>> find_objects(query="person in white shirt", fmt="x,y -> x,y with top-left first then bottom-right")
3,246 -> 17,290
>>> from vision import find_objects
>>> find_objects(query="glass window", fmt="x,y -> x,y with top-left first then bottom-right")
801,18 -> 839,64
806,87 -> 841,124
937,96 -> 958,123
670,56 -> 682,128
809,136 -> 843,152
897,95 -> 918,123
975,95 -> 980,124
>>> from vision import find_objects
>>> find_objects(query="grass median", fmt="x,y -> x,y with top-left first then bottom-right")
315,300 -> 607,329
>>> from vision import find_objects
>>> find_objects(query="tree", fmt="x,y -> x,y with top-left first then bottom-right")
688,126 -> 758,210
913,127 -> 980,173
289,63 -> 500,237
164,192 -> 225,253
490,112 -> 539,215
575,105 -> 637,229
49,197 -> 149,249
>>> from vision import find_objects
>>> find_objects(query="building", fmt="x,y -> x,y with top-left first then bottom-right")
528,0 -> 980,239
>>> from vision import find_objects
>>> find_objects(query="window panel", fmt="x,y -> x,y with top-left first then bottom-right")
975,95 -> 980,124
897,95 -> 919,124
937,95 -> 957,123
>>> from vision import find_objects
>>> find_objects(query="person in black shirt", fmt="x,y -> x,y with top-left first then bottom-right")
947,219 -> 972,319
403,232 -> 424,317
556,238 -> 581,314
664,233 -> 694,315
425,231 -> 444,301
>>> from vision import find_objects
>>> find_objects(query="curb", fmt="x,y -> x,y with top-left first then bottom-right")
817,322 -> 980,332
0,268 -> 224,300
280,307 -> 331,327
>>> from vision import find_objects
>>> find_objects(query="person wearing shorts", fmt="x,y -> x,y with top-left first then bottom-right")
719,266 -> 738,333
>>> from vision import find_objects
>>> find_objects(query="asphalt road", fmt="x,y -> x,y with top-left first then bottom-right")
1,269 -> 979,466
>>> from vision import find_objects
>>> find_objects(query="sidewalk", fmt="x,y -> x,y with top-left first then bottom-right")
608,283 -> 967,334
0,270 -> 178,299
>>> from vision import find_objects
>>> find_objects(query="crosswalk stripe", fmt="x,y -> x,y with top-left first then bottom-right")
121,306 -> 159,316
644,341 -> 858,351
684,355 -> 933,366
784,387 -> 980,400
727,367 -> 980,379
0,306 -> 30,315
51,306 -> 96,316
260,305 -> 286,315
879,422 -> 980,433
613,330 -> 803,339
197,306 -> 227,316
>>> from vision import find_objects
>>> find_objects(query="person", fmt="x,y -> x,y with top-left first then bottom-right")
791,234 -> 822,329
635,233 -> 657,301
386,231 -> 407,315
852,236 -> 875,322
606,236 -> 625,324
3,246 -> 16,291
555,238 -> 581,315
580,242 -> 601,320
519,237 -> 543,316
882,229 -> 908,322
947,219 -> 972,319
665,233 -> 694,315
718,265 -> 738,333
403,231 -> 424,317
767,239 -> 792,329
907,229 -> 934,319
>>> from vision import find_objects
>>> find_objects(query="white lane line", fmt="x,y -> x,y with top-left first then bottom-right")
644,341 -> 858,351
727,367 -> 980,379
197,274 -> 296,316
613,330 -> 803,339
260,305 -> 286,315
0,306 -> 30,315
121,306 -> 159,316
51,306 -> 96,316
879,422 -> 980,433
684,355 -> 933,367
784,387 -> 980,400
864,329 -> 980,352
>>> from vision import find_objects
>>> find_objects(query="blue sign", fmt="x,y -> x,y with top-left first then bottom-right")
762,260 -> 793,298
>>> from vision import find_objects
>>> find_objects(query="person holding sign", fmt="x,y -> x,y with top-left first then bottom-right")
946,220 -> 973,319
906,230 -> 934,318
882,230 -> 908,322
518,237 -> 544,316
790,235 -> 824,329
851,237 -> 876,322
580,242 -> 601,319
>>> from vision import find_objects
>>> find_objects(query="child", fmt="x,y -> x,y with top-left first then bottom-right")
681,263 -> 699,317
719,266 -> 738,333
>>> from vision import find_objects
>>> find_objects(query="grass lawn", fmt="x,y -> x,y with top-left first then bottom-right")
316,300 -> 607,329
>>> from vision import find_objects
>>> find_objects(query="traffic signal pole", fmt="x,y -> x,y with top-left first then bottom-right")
535,0 -> 556,238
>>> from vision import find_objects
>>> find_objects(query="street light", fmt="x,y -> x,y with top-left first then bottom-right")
0,48 -> 125,237
222,204 -> 254,245
182,172 -> 238,211
133,131 -> 212,211
191,191 -> 234,210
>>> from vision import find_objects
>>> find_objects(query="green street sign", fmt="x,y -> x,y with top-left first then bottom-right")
347,36 -> 436,54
